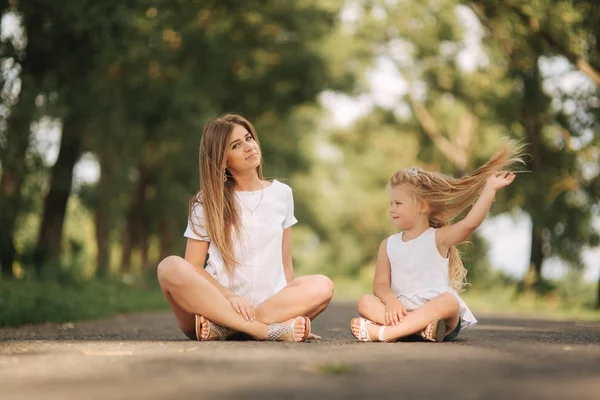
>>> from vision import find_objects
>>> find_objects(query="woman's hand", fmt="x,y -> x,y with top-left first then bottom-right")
384,298 -> 407,326
226,295 -> 255,321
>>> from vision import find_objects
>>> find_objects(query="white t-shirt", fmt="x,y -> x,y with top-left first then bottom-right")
184,180 -> 298,307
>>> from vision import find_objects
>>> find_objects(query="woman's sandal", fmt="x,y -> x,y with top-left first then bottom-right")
351,317 -> 389,343
195,314 -> 229,341
420,318 -> 447,342
266,316 -> 311,342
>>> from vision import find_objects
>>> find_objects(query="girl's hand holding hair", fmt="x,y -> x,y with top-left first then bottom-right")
484,171 -> 516,192
436,170 -> 518,253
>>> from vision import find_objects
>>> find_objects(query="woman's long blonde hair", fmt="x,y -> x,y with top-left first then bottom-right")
189,113 -> 263,274
388,140 -> 525,292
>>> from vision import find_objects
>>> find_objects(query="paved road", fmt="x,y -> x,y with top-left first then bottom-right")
1,302 -> 599,400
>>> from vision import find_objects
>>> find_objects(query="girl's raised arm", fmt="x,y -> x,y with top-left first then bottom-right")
436,172 -> 515,256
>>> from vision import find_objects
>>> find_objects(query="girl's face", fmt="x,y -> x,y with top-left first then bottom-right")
225,124 -> 261,173
389,185 -> 421,229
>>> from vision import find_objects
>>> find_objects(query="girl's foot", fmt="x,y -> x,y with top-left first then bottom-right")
420,318 -> 447,342
195,315 -> 231,341
266,316 -> 311,342
350,317 -> 389,342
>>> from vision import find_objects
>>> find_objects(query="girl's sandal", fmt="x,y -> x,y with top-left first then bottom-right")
267,316 -> 311,342
351,317 -> 390,343
420,318 -> 447,342
195,314 -> 229,341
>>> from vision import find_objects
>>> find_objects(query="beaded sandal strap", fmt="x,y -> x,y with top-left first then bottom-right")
209,321 -> 228,340
267,323 -> 293,341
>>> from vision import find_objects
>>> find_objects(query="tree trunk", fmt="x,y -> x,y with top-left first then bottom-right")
520,54 -> 546,291
120,164 -> 150,276
140,229 -> 150,272
159,219 -> 174,261
596,273 -> 600,310
34,118 -> 83,271
94,146 -> 117,278
0,75 -> 36,279
527,226 -> 544,285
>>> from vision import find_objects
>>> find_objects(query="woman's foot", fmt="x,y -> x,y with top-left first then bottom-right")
350,317 -> 389,342
195,315 -> 232,341
266,316 -> 310,342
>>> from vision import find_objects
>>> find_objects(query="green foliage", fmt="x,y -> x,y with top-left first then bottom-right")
331,270 -> 600,321
0,277 -> 167,327
462,271 -> 600,321
1,0 -> 599,316
291,0 -> 599,293
3,0 -> 355,274
292,1 -> 511,280
294,109 -> 419,277
465,0 -> 600,280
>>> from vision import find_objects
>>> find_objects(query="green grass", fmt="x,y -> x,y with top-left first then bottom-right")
314,362 -> 353,375
0,277 -> 169,327
461,286 -> 600,322
331,272 -> 600,322
2,269 -> 598,328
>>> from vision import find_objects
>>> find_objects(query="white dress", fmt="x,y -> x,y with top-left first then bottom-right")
184,180 -> 297,307
387,228 -> 477,330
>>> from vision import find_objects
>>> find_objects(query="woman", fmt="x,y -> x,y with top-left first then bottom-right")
157,113 -> 334,342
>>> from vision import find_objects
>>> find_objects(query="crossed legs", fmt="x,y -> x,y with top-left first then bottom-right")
157,256 -> 334,341
351,294 -> 460,342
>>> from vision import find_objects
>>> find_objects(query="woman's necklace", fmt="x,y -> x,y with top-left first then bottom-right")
237,183 -> 265,216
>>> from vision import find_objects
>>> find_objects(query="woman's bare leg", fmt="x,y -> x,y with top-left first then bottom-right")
351,293 -> 460,342
255,275 -> 334,324
157,256 -> 307,341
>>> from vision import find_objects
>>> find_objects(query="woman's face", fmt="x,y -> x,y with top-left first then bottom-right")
225,124 -> 261,173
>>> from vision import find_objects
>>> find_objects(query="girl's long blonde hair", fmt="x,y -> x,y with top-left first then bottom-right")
388,140 -> 525,292
189,113 -> 263,275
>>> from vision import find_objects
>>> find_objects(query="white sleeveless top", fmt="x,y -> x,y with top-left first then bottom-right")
184,180 -> 297,307
387,228 -> 477,330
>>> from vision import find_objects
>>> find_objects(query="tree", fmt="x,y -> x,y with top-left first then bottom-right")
468,0 -> 600,291
293,0 -> 513,279
29,1 -> 137,271
0,5 -> 46,278
109,0 -> 352,275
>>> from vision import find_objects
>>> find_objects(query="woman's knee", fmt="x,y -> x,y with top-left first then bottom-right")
157,255 -> 187,286
309,274 -> 334,304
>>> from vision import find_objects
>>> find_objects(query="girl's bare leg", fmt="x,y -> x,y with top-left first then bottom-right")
157,256 -> 307,341
255,275 -> 334,324
356,295 -> 387,325
351,293 -> 460,342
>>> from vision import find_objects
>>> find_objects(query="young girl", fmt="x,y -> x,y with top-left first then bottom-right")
351,141 -> 524,342
158,113 -> 334,342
